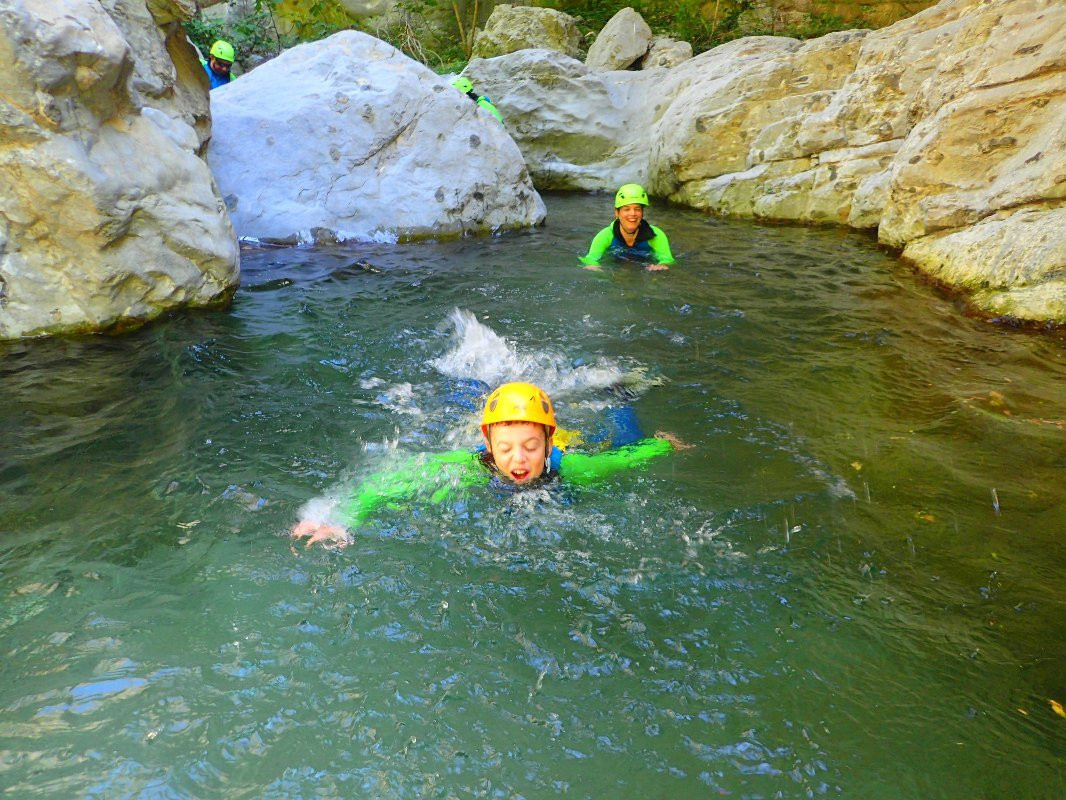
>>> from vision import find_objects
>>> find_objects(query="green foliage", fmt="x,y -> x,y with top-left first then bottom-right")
183,6 -> 289,64
541,0 -> 870,55
182,0 -> 351,65
780,11 -> 870,39
183,0 -> 876,75
538,0 -> 618,43
368,0 -> 484,69
540,0 -> 749,54
637,0 -> 718,52
275,0 -> 351,42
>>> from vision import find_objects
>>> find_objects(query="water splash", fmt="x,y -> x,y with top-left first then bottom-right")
430,308 -> 662,401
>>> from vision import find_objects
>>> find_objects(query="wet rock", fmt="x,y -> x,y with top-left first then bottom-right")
0,0 -> 239,340
207,31 -> 545,244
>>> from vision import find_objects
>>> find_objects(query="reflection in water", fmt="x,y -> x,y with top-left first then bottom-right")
1,194 -> 1064,798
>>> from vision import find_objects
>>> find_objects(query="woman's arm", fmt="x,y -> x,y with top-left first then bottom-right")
579,225 -> 616,267
648,225 -> 675,267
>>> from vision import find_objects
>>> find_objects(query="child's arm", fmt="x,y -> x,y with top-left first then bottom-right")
558,436 -> 675,486
340,450 -> 485,523
579,225 -> 615,267
292,450 -> 484,546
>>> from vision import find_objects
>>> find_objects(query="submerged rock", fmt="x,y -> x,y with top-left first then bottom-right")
474,0 -> 1066,323
0,0 -> 239,340
207,31 -> 545,244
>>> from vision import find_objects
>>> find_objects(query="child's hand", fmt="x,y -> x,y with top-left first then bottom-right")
583,263 -> 603,271
290,519 -> 351,547
655,431 -> 693,450
646,264 -> 669,271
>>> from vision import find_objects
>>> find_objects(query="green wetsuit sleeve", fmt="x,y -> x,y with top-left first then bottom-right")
477,97 -> 503,122
649,226 -> 675,265
579,225 -> 615,265
558,437 -> 673,486
338,450 -> 484,526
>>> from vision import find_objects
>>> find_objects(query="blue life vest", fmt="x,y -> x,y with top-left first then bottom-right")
202,60 -> 232,91
608,219 -> 657,262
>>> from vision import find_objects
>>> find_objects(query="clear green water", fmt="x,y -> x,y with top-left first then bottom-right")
1,193 -> 1064,798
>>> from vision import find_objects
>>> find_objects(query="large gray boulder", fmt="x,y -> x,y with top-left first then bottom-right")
0,0 -> 239,340
471,4 -> 583,60
584,7 -> 652,71
207,31 -> 545,244
466,49 -> 664,190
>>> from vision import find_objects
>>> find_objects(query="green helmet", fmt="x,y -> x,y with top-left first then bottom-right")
615,183 -> 649,208
451,76 -> 473,94
209,40 -> 235,62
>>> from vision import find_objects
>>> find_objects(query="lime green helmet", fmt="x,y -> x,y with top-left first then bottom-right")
451,76 -> 474,93
615,183 -> 649,208
209,40 -> 235,62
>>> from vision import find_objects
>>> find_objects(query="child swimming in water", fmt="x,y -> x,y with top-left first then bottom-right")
290,381 -> 687,547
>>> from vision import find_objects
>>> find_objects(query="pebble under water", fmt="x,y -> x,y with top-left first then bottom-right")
1,193 -> 1064,798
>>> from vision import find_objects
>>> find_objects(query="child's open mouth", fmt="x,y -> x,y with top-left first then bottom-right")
509,468 -> 531,482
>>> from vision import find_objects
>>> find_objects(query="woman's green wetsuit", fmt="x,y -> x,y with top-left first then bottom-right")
580,220 -> 674,267
338,438 -> 673,526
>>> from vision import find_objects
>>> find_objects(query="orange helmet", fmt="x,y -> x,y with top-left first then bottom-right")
480,382 -> 556,438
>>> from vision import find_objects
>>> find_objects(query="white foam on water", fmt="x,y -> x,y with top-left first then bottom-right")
430,308 -> 662,401
374,382 -> 421,415
297,495 -> 344,527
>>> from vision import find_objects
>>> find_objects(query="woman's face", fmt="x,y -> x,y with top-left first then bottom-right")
485,422 -> 551,484
615,203 -> 644,234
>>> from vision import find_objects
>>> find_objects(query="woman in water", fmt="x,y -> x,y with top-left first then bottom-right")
580,183 -> 675,271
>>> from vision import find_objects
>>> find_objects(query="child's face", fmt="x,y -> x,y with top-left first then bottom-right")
485,422 -> 552,484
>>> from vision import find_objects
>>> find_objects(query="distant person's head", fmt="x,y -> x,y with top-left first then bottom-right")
614,183 -> 649,234
481,382 -> 556,484
451,75 -> 477,101
208,40 -> 235,78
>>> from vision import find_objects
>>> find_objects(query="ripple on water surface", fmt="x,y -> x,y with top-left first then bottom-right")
1,194 -> 1064,798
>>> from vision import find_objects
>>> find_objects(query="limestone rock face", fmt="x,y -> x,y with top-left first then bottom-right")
465,49 -> 663,190
207,31 -> 545,244
732,0 -> 937,33
585,7 -> 652,71
478,0 -> 1066,322
0,0 -> 239,340
472,4 -> 583,60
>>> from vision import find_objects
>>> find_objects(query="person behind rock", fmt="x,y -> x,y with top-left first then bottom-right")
201,39 -> 235,90
290,381 -> 687,546
451,76 -> 504,123
580,183 -> 675,271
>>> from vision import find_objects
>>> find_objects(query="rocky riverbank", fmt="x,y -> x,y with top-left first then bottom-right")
468,0 -> 1065,322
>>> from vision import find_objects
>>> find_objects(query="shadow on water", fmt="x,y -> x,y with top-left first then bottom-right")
1,193 -> 1064,798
